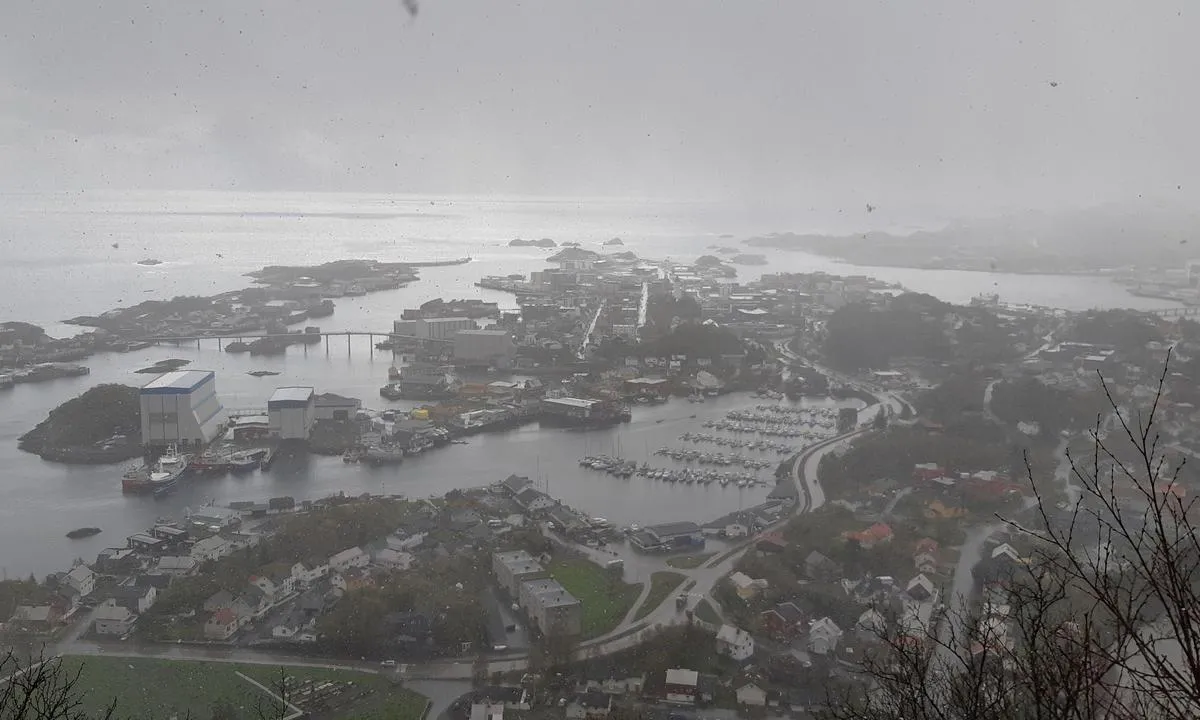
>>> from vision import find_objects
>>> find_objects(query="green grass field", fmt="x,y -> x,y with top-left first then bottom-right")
694,598 -> 722,625
60,656 -> 427,720
548,558 -> 643,639
633,572 -> 688,621
665,553 -> 717,569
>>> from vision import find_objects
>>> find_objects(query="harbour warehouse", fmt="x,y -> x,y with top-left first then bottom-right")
139,370 -> 226,449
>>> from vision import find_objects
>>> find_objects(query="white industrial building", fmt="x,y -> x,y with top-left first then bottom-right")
454,329 -> 516,365
268,387 -> 315,440
140,370 -> 226,449
392,317 -> 476,341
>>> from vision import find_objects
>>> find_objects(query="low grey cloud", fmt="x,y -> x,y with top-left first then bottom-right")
1,0 -> 1196,215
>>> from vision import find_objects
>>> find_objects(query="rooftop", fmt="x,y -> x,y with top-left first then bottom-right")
269,386 -> 315,404
543,396 -> 600,409
646,521 -> 701,538
141,370 -> 214,393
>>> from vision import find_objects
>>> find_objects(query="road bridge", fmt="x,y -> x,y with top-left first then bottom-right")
1147,306 -> 1200,318
142,331 -> 455,356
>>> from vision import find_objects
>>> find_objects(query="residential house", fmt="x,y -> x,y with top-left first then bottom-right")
111,584 -> 156,615
728,571 -> 768,601
204,608 -> 240,640
664,668 -> 699,705
328,546 -> 369,572
565,691 -> 613,720
914,538 -> 940,556
914,551 -> 939,575
856,608 -> 887,637
925,500 -> 967,520
332,568 -> 376,593
94,547 -> 139,575
804,550 -> 842,581
470,703 -> 505,720
724,522 -> 749,538
845,522 -> 894,548
374,547 -> 414,570
809,616 -> 844,655
272,611 -> 318,643
93,601 -> 136,636
267,569 -> 295,598
248,575 -> 278,602
290,561 -> 330,587
155,556 -> 199,576
715,624 -> 754,662
991,543 -> 1022,564
477,686 -> 530,711
736,683 -> 767,707
761,601 -> 804,640
386,530 -> 427,552
190,535 -> 231,562
906,574 -> 936,603
514,487 -> 556,513
9,605 -> 59,633
64,565 -> 95,598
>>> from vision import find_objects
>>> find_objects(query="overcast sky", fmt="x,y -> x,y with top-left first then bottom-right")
1,0 -> 1196,213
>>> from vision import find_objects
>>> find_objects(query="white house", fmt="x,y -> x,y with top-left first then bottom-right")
728,572 -> 768,601
328,546 -> 369,572
93,602 -> 136,636
715,624 -> 755,662
290,561 -> 330,587
190,535 -> 231,563
991,543 -> 1022,564
808,616 -> 844,655
272,613 -> 318,643
515,487 -> 556,513
386,531 -> 427,552
736,683 -> 767,707
905,573 -> 937,603
64,565 -> 95,598
374,548 -> 414,570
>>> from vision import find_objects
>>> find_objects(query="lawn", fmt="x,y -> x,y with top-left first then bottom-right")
694,598 -> 722,625
666,552 -> 717,569
633,572 -> 687,621
548,558 -> 643,639
60,656 -> 427,720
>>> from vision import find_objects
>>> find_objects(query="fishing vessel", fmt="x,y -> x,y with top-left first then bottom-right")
363,445 -> 406,466
228,449 -> 266,473
122,445 -> 191,495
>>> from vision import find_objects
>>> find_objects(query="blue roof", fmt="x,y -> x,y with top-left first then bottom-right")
141,370 -> 214,394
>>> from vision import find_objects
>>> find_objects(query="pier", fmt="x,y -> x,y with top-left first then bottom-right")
142,331 -> 454,356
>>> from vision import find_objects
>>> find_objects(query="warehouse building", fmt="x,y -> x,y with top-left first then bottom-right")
392,317 -> 476,341
313,393 -> 362,422
268,387 -> 315,440
454,329 -> 516,365
139,370 -> 226,449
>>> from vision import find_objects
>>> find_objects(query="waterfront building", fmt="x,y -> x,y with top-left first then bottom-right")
393,316 -> 476,341
630,521 -> 705,552
139,370 -> 226,449
313,393 -> 361,422
268,386 -> 315,440
454,329 -> 516,365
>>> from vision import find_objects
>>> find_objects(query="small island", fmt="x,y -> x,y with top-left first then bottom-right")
136,258 -> 163,266
508,238 -> 557,248
730,253 -> 768,265
19,384 -> 143,464
66,527 -> 102,540
604,237 -> 624,246
134,358 -> 190,374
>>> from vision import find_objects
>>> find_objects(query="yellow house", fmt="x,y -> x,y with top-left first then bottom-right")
924,500 -> 967,520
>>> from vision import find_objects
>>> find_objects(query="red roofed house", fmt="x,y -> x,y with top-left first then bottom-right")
760,601 -> 805,641
205,608 -> 240,640
914,538 -> 939,556
845,523 -> 894,549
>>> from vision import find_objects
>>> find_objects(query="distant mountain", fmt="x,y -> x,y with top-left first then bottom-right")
746,204 -> 1200,273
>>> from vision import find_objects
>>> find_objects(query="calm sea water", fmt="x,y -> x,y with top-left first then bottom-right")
0,191 -> 1176,576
